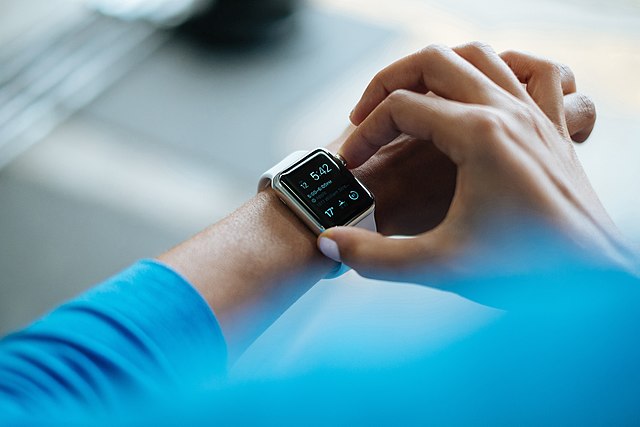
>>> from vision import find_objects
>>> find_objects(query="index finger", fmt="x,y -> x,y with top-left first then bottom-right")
340,90 -> 475,168
350,44 -> 505,125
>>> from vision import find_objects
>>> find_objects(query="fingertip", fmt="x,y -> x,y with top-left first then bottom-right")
571,129 -> 593,144
563,92 -> 596,142
317,235 -> 341,262
318,226 -> 349,245
335,148 -> 348,167
318,226 -> 368,265
349,107 -> 357,122
349,106 -> 365,126
336,143 -> 365,170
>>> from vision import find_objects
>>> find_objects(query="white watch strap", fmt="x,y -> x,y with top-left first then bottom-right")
257,151 -> 309,192
352,208 -> 377,232
324,209 -> 376,279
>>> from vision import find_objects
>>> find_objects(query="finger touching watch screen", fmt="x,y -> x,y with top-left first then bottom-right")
278,149 -> 374,229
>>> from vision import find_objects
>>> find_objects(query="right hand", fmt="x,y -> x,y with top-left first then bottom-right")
318,42 -> 635,284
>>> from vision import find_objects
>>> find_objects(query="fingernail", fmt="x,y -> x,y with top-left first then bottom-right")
318,236 -> 341,262
349,108 -> 355,118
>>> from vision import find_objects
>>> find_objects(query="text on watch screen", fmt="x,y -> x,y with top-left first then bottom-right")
280,151 -> 373,228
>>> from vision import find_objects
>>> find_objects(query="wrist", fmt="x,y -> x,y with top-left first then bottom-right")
163,188 -> 337,314
159,187 -> 337,356
253,186 -> 339,275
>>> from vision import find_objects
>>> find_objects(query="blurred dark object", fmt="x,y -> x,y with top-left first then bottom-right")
89,0 -> 301,45
180,0 -> 301,45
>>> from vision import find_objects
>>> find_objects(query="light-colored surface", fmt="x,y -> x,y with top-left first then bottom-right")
8,117 -> 248,233
1,0 -> 639,365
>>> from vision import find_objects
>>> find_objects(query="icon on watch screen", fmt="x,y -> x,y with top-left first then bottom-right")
348,191 -> 359,201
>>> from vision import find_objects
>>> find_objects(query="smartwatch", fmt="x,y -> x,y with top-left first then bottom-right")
258,148 -> 376,277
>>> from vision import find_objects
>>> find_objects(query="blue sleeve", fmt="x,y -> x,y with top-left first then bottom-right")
0,259 -> 226,418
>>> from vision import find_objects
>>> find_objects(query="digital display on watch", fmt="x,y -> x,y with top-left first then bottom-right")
279,149 -> 374,229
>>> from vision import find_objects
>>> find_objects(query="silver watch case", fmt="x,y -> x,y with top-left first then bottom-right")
271,148 -> 375,235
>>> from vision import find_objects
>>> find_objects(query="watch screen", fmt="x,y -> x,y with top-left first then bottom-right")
279,149 -> 374,229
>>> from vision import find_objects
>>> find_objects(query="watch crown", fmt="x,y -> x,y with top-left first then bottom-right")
335,153 -> 348,168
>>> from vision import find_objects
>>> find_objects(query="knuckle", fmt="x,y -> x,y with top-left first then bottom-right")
356,122 -> 385,151
370,69 -> 387,89
537,59 -> 556,73
537,59 -> 563,80
471,108 -> 507,139
499,48 -> 519,59
386,88 -> 413,104
499,50 -> 533,76
418,43 -> 451,60
461,41 -> 495,57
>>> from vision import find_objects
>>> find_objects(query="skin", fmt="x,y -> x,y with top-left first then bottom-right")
158,137 -> 457,359
159,42 -> 606,360
322,42 -> 638,284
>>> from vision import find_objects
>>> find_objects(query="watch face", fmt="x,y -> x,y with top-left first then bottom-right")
278,149 -> 374,229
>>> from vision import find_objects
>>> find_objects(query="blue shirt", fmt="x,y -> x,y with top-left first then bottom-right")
1,259 -> 639,425
0,260 -> 226,419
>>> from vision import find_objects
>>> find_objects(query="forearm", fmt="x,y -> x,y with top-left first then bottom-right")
158,187 -> 337,358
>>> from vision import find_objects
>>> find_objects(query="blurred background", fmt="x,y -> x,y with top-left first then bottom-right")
1,0 -> 639,372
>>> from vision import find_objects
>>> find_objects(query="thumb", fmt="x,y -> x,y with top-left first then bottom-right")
317,227 -> 436,281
